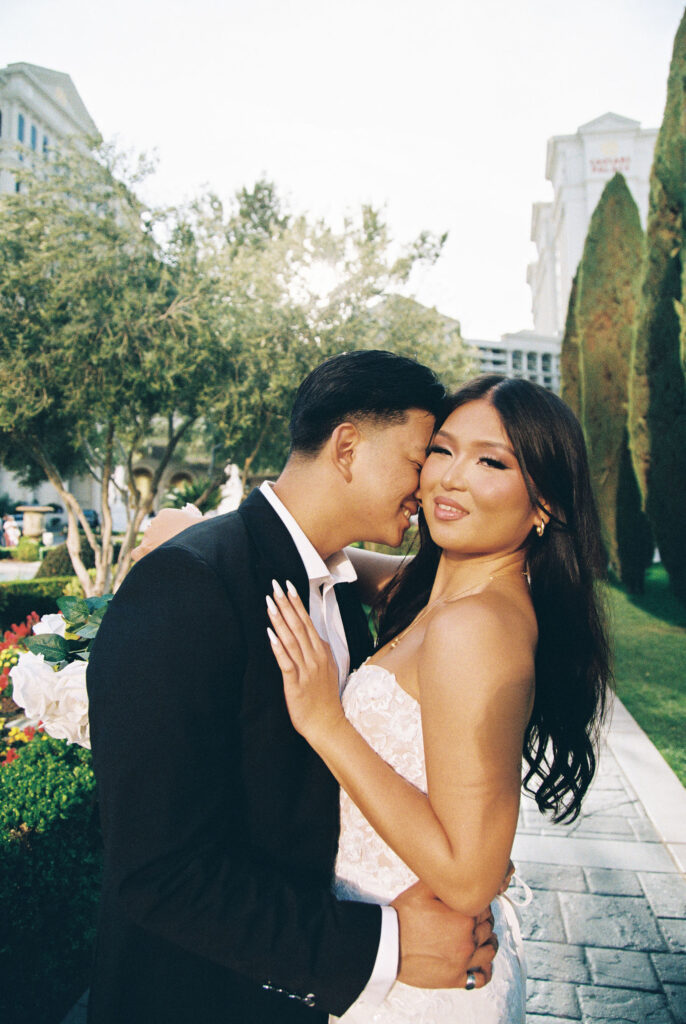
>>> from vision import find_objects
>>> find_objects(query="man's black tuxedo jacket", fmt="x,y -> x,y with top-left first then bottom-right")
86,490 -> 380,1024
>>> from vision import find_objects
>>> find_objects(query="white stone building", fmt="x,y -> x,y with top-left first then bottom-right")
527,112 -> 657,336
0,62 -> 98,195
468,330 -> 561,392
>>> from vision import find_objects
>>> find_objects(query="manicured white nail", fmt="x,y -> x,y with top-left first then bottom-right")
266,594 -> 278,615
286,579 -> 297,597
272,579 -> 284,598
267,626 -> 279,646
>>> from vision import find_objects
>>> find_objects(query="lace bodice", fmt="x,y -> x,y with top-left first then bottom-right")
332,660 -> 526,1024
335,661 -> 424,905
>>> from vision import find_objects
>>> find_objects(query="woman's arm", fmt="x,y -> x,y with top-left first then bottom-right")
344,546 -> 407,605
267,585 -> 533,917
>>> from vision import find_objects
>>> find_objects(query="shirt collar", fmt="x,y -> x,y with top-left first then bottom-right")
259,481 -> 357,587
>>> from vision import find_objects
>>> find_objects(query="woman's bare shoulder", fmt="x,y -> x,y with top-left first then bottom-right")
420,588 -> 536,694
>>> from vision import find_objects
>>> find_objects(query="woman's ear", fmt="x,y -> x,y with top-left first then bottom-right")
533,499 -> 552,538
327,422 -> 360,483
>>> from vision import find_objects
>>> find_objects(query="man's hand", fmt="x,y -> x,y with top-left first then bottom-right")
392,880 -> 497,990
131,507 -> 201,562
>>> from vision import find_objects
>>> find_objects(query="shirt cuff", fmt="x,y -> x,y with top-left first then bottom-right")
357,905 -> 399,1005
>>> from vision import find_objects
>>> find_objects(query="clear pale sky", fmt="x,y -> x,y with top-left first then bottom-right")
1,0 -> 683,339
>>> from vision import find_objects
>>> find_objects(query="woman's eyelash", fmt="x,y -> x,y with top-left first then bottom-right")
427,444 -> 450,456
478,456 -> 507,469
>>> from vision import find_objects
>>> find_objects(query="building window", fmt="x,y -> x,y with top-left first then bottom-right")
527,352 -> 537,372
42,134 -> 49,156
15,181 -> 20,193
17,113 -> 25,142
30,124 -> 37,151
542,353 -> 551,371
512,351 -> 523,371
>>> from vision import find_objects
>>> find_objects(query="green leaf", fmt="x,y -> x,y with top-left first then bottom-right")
24,634 -> 69,663
57,596 -> 90,624
86,595 -> 113,612
74,621 -> 100,640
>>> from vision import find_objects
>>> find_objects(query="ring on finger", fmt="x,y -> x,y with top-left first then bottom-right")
465,970 -> 477,991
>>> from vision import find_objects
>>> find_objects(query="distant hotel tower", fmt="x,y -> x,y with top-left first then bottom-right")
468,113 -> 658,393
527,112 -> 657,337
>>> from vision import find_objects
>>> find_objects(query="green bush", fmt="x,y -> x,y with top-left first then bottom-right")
0,577 -> 79,629
11,536 -> 41,562
36,539 -> 95,577
0,737 -> 102,1024
36,540 -> 122,579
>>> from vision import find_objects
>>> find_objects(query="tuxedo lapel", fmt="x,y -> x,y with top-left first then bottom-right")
238,489 -> 311,609
239,489 -> 373,670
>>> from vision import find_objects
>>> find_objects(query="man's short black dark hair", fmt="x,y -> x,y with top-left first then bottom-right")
289,350 -> 446,455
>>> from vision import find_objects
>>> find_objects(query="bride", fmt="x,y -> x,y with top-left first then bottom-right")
267,374 -> 612,1023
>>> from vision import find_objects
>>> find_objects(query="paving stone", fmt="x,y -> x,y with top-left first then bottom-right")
586,947 -> 660,991
519,890 -> 566,942
663,983 -> 686,1022
592,775 -> 635,792
576,791 -> 641,816
559,892 -> 667,951
660,918 -> 686,953
517,861 -> 587,893
640,872 -> 686,918
568,814 -> 637,837
526,978 -> 580,1019
523,939 -> 589,983
651,952 -> 686,985
584,867 -> 643,896
525,1018 -> 580,1024
631,818 -> 663,842
577,984 -> 673,1022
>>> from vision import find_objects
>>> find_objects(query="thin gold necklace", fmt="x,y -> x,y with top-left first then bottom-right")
387,568 -> 528,650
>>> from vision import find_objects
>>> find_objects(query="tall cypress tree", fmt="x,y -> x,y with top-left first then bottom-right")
560,270 -> 581,419
629,11 -> 686,599
576,173 -> 648,584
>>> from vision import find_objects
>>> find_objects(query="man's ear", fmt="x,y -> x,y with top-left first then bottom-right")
327,422 -> 360,483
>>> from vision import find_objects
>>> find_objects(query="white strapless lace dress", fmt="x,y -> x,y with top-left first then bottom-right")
331,661 -> 527,1024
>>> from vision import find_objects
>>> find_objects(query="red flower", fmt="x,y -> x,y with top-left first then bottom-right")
2,747 -> 19,765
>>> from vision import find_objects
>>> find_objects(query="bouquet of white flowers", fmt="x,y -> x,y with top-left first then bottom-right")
10,596 -> 112,749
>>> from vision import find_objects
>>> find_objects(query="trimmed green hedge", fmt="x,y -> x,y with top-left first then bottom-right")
36,540 -> 95,578
0,577 -> 80,629
0,737 -> 102,1024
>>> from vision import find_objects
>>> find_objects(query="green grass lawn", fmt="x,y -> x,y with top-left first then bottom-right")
609,565 -> 686,786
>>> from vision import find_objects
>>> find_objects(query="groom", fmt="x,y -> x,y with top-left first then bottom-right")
87,350 -> 497,1024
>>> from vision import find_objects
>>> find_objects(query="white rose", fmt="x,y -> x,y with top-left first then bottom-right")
32,613 -> 67,637
10,652 -> 60,720
10,653 -> 91,748
44,661 -> 90,748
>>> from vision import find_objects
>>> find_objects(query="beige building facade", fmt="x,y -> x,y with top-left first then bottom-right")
527,112 -> 657,336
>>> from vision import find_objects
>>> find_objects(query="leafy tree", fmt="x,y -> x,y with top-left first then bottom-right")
629,10 -> 686,599
574,173 -> 650,588
0,157 -> 469,594
559,271 -> 581,419
190,198 -> 473,494
0,144 -> 233,594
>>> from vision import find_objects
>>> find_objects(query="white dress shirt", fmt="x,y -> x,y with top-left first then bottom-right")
260,482 -> 398,1005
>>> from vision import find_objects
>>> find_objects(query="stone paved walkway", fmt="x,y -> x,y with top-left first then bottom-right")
62,698 -> 686,1024
514,698 -> 686,1023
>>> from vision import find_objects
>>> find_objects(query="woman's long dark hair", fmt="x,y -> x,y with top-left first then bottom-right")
376,375 -> 613,823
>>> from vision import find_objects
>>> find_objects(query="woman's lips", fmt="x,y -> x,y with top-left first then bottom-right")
432,497 -> 468,521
